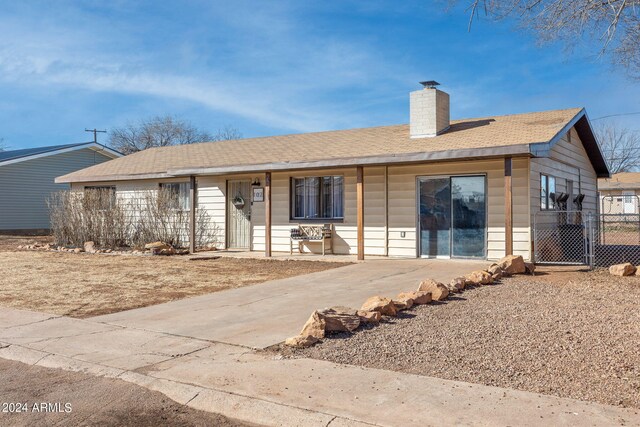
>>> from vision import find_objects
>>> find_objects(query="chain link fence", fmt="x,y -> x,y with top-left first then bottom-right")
534,211 -> 590,265
593,213 -> 640,268
534,209 -> 640,268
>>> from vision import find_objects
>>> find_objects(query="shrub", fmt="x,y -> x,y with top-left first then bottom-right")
48,188 -> 220,250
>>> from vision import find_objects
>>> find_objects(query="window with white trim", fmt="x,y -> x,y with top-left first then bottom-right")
540,174 -> 556,210
291,176 -> 344,219
160,182 -> 191,211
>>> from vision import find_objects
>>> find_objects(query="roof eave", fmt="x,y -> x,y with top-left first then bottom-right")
530,108 -> 610,178
57,144 -> 533,183
1,142 -> 122,168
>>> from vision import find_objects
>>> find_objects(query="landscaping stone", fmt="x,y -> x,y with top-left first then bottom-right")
609,263 -> 636,276
83,241 -> 95,253
145,241 -> 171,250
357,310 -> 381,324
465,270 -> 493,286
402,290 -> 432,305
361,296 -> 397,316
449,277 -> 466,292
393,293 -> 415,310
487,264 -> 506,276
155,247 -> 177,256
497,255 -> 526,275
318,307 -> 360,332
524,262 -> 536,275
73,248 -> 82,253
285,334 -> 319,348
417,279 -> 449,301
300,311 -> 326,339
635,267 -> 640,276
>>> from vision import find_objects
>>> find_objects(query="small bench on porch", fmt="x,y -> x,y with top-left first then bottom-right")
290,224 -> 333,255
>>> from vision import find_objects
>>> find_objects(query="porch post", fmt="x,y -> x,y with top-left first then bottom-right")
357,166 -> 364,260
504,157 -> 513,256
189,175 -> 197,254
265,171 -> 272,257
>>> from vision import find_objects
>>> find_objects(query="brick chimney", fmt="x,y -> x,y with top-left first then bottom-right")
410,81 -> 450,138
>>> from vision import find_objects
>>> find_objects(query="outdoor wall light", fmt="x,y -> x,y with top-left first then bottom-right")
251,178 -> 261,186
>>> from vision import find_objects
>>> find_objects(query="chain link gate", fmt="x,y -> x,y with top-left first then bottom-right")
534,209 -> 640,268
533,211 -> 592,266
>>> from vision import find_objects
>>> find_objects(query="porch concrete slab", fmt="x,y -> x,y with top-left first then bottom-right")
93,259 -> 487,349
147,349 -> 640,427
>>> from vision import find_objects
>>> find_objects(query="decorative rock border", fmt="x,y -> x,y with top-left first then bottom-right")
285,255 -> 536,348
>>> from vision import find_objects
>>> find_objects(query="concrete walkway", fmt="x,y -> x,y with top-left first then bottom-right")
1,306 -> 638,427
92,259 -> 486,349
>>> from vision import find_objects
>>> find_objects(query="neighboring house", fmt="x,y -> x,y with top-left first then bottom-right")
0,142 -> 122,232
56,83 -> 609,261
598,172 -> 640,215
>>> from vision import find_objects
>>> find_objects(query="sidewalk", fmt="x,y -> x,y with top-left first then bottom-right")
1,306 -> 638,426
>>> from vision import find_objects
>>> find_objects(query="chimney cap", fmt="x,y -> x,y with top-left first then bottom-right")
419,80 -> 440,89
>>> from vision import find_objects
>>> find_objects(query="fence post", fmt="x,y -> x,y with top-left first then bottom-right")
587,212 -> 596,270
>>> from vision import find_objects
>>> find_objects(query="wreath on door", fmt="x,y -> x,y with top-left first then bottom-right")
232,193 -> 245,208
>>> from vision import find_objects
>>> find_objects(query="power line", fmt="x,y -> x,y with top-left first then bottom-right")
592,112 -> 640,121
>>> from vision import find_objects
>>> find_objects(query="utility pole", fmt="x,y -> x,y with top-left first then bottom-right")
85,128 -> 107,143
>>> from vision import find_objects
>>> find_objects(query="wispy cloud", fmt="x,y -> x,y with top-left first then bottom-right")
0,1 -> 413,132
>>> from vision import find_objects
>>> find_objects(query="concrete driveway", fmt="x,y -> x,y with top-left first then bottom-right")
92,258 -> 486,349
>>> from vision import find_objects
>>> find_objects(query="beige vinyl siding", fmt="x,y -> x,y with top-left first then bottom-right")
386,158 -> 530,260
0,148 -> 113,230
251,168 -> 383,255
72,158 -> 533,259
530,127 -> 598,220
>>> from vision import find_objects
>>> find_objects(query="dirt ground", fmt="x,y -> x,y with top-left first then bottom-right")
0,236 -> 344,318
0,358 -> 253,427
289,266 -> 640,409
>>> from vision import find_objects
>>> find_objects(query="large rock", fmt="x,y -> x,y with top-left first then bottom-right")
285,334 -> 319,348
361,296 -> 397,316
609,263 -> 636,277
497,255 -> 526,275
393,293 -> 415,310
466,270 -> 493,286
449,277 -> 466,292
357,310 -> 381,324
300,311 -> 326,339
417,279 -> 449,301
318,306 -> 360,332
524,262 -> 536,275
487,263 -> 506,276
155,247 -> 177,256
145,241 -> 171,250
397,290 -> 432,305
83,241 -> 95,253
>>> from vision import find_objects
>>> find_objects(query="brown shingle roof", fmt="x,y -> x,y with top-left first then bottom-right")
57,107 -> 585,183
599,172 -> 640,190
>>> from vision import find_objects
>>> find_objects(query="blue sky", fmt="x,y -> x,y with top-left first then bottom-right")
1,0 -> 639,150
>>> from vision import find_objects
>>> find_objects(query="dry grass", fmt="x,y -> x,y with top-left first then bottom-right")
0,236 -> 344,318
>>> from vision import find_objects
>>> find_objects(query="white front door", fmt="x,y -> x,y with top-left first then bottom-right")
227,180 -> 252,249
623,191 -> 636,214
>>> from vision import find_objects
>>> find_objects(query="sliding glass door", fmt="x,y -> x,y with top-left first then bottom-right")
418,175 -> 486,259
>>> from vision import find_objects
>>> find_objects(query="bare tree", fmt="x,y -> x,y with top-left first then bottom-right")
460,0 -> 640,78
108,115 -> 242,155
596,122 -> 640,173
213,124 -> 243,141
0,138 -> 7,151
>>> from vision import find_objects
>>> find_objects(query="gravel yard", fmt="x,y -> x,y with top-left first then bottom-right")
290,267 -> 640,409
